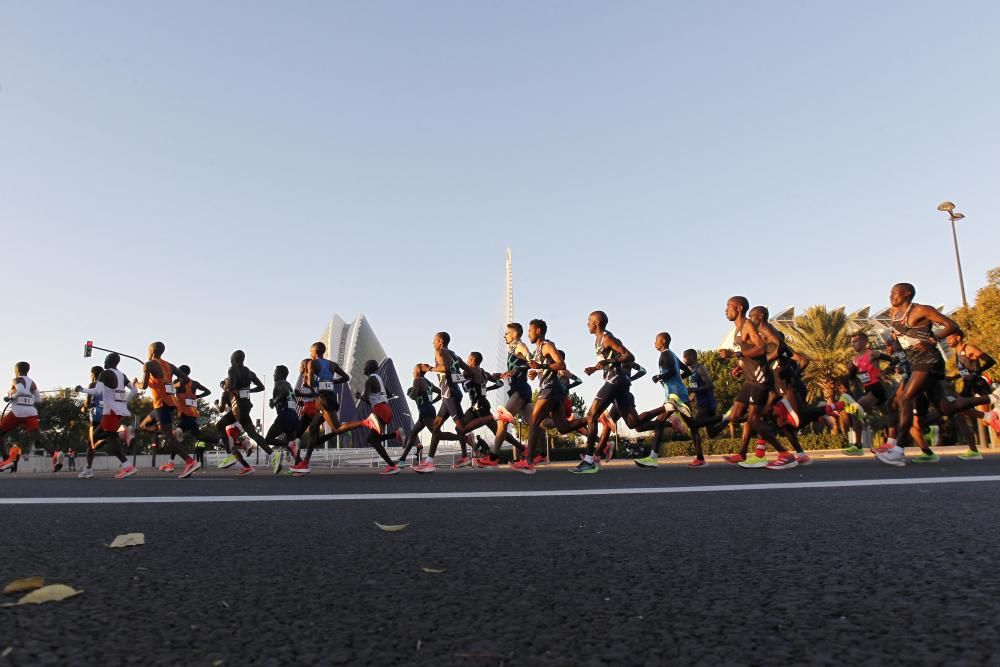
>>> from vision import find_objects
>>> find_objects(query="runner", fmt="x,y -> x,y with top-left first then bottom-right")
511,319 -> 574,474
0,362 -> 45,472
317,360 -> 405,475
946,330 -> 998,459
133,342 -> 195,472
459,352 -> 503,463
290,358 -> 317,464
397,364 -> 441,467
412,332 -> 475,474
874,283 -> 994,466
590,362 -> 649,465
216,350 -> 279,476
291,342 -> 350,475
715,297 -> 797,470
263,365 -> 304,474
470,323 -> 529,468
633,333 -> 700,469
683,348 -> 717,435
82,365 -> 105,454
571,311 -> 662,474
843,333 -> 892,455
164,365 -> 212,472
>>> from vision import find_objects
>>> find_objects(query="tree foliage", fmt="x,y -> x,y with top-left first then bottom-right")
774,305 -> 855,401
954,266 -> 1000,360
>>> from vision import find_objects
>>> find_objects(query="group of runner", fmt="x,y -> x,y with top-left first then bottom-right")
1,283 -> 998,478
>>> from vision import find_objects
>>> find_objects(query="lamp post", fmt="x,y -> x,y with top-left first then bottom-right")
937,201 -> 969,309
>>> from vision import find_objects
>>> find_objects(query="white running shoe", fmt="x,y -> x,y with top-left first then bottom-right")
874,445 -> 906,467
78,468 -> 94,478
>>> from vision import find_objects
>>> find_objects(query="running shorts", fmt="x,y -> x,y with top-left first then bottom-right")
0,413 -> 39,433
735,382 -> 769,406
595,381 -> 635,414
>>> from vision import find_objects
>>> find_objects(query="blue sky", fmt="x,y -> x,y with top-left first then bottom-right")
2,0 -> 998,419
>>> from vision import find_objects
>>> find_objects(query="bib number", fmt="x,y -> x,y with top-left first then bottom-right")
114,390 -> 128,402
317,381 -> 335,392
858,372 -> 871,385
185,398 -> 197,408
238,389 -> 252,399
164,385 -> 177,395
14,396 -> 34,407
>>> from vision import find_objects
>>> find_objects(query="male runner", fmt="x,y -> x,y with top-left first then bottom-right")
0,362 -> 44,471
412,332 -> 474,474
164,365 -> 212,472
317,360 -> 405,475
82,365 -> 105,453
843,333 -> 892,455
470,323 -> 529,467
459,352 -> 503,464
216,350 -> 279,476
134,342 -> 192,470
683,349 -> 717,432
634,333 -> 699,469
715,297 -> 797,470
397,364 -> 442,467
946,330 -> 998,459
874,283 -> 993,466
263,365 -> 305,474
291,342 -> 350,474
511,319 -> 574,474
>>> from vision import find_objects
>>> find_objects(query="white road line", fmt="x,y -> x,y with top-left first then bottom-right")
2,475 -> 1000,505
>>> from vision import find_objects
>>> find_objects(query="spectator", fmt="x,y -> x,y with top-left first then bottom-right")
67,448 -> 77,471
7,443 -> 21,473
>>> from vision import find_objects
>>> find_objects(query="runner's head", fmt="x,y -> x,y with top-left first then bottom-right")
310,342 -> 326,359
467,352 -> 483,368
505,323 -> 523,344
890,283 -> 915,308
177,365 -> 190,378
682,349 -> 698,366
528,319 -> 547,344
230,350 -> 246,367
587,311 -> 608,334
413,364 -> 427,379
945,330 -> 965,348
89,365 -> 103,382
363,360 -> 378,375
104,353 -> 120,369
726,296 -> 749,322
748,306 -> 769,326
434,332 -> 450,351
850,332 -> 870,353
655,332 -> 671,351
299,358 -> 311,375
274,365 -> 289,382
148,341 -> 165,360
14,361 -> 29,377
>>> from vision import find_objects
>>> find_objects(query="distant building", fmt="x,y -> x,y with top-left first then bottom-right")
318,314 -> 413,447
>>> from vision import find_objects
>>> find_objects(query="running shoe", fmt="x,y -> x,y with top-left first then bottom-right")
839,393 -> 866,419
911,452 -> 940,464
982,410 -> 1000,434
380,464 -> 400,476
290,461 -> 310,475
569,460 -> 598,474
288,439 -> 299,460
510,459 -> 536,475
766,453 -> 799,470
238,466 -> 256,477
958,449 -> 983,461
927,425 -> 939,449
395,428 -> 405,445
738,455 -> 769,469
172,427 -> 184,442
452,456 -> 472,469
796,453 -> 812,466
270,450 -> 282,474
0,458 -> 14,472
119,425 -> 135,446
634,455 -> 659,469
475,456 -> 499,468
412,462 -> 436,474
363,414 -> 382,435
687,458 -> 708,468
667,394 -> 692,419
874,445 -> 906,467
723,453 -> 746,465
532,455 -> 549,466
496,409 -> 515,425
78,468 -> 94,478
179,459 -> 201,479
114,465 -> 138,479
218,454 -> 237,469
158,461 -> 175,472
842,446 -> 865,456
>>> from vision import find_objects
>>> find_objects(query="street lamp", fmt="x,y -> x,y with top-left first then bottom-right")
937,201 -> 969,309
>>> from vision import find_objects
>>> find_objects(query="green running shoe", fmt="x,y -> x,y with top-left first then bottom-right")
843,446 -> 865,456
738,455 -> 769,469
634,456 -> 659,469
270,450 -> 282,475
667,394 -> 692,419
911,452 -> 940,463
218,454 -> 237,469
958,450 -> 983,461
570,460 -> 599,474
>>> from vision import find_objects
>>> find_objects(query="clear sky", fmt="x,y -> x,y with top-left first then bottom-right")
2,0 -> 998,419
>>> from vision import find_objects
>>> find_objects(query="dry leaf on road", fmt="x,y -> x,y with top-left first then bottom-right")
109,533 -> 146,548
374,522 -> 409,532
3,577 -> 44,595
420,567 -> 447,574
9,584 -> 83,606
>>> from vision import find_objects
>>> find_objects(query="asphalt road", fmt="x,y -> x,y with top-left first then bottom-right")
2,457 -> 1000,666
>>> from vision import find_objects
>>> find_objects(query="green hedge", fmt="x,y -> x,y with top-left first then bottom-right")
656,432 -> 848,457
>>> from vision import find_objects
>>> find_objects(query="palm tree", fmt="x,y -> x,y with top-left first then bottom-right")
774,305 -> 856,402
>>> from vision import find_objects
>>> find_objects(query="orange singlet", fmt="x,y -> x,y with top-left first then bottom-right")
148,359 -> 177,409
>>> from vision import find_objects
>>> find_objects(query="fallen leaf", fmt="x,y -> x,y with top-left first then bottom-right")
1,647 -> 11,658
420,567 -> 447,574
3,577 -> 44,595
14,584 -> 83,605
109,533 -> 145,548
374,522 -> 409,532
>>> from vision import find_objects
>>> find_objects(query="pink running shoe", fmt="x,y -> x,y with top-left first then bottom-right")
766,453 -> 799,470
380,464 -> 400,476
412,461 -> 436,474
114,465 -> 138,479
723,454 -> 746,465
238,466 -> 255,477
510,459 -> 536,475
688,458 -> 709,468
179,459 -> 201,479
158,461 -> 175,472
452,456 -> 472,469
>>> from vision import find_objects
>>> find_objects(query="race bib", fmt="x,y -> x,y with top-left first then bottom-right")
959,368 -> 972,378
238,389 -> 252,399
317,381 -> 335,392
164,384 -> 177,395
114,389 -> 128,402
287,399 -> 297,410
858,372 -> 871,385
185,398 -> 197,407
14,396 -> 34,407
